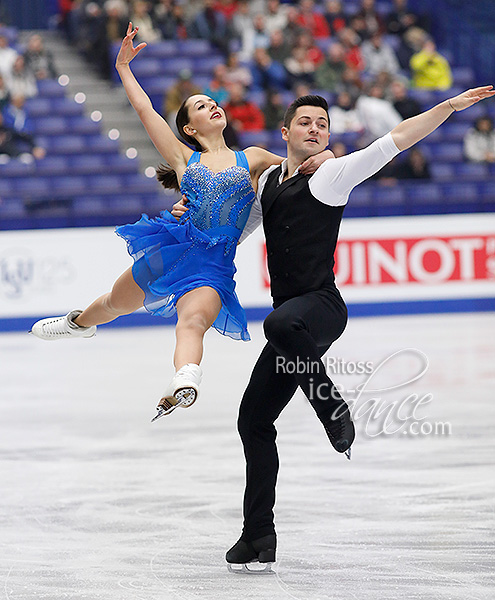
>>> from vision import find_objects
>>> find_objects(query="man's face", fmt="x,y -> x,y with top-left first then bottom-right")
282,106 -> 330,157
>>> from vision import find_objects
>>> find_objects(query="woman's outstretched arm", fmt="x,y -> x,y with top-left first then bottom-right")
391,86 -> 494,151
116,22 -> 193,172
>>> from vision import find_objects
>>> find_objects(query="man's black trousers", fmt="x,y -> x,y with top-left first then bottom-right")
237,284 -> 348,541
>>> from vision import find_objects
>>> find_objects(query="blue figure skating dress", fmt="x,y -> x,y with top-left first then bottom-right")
115,150 -> 255,341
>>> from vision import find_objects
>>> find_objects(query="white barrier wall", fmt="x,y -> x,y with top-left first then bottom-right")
1,214 -> 494,327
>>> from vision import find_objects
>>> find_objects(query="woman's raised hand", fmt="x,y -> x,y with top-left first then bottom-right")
449,85 -> 495,112
115,22 -> 147,69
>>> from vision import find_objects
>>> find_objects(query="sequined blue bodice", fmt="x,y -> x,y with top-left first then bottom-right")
180,150 -> 255,251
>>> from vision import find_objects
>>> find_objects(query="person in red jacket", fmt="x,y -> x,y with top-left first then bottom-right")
296,0 -> 330,39
224,82 -> 265,132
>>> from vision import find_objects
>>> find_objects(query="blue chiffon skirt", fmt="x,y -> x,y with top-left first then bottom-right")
115,211 -> 250,341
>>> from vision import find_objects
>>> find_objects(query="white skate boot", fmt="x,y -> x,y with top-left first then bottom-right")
30,310 -> 96,340
151,363 -> 202,422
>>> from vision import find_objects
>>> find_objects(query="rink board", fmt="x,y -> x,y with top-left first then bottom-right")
0,214 -> 494,331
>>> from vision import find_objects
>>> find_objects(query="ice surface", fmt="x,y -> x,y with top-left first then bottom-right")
1,312 -> 494,599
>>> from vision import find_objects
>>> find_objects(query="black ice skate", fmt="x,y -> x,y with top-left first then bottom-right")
323,401 -> 355,460
226,534 -> 276,574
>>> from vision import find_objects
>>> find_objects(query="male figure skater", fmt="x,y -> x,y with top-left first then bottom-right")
173,86 -> 494,571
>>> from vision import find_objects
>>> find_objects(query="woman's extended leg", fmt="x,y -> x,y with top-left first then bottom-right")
174,285 -> 222,369
30,267 -> 145,340
152,286 -> 222,421
74,267 -> 145,327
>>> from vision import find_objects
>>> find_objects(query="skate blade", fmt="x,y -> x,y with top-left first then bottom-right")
227,562 -> 274,575
150,390 -> 196,422
345,447 -> 351,460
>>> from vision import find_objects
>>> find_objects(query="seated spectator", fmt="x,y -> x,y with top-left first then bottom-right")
296,31 -> 324,68
204,63 -> 231,105
4,56 -> 37,98
296,0 -> 330,39
395,147 -> 431,179
0,33 -> 18,78
23,34 -> 57,80
340,66 -> 364,98
284,6 -> 305,47
265,0 -> 289,34
355,0 -> 386,38
131,0 -> 161,44
251,47 -> 287,91
105,0 -> 129,44
293,81 -> 311,98
389,79 -> 420,120
361,32 -> 400,77
262,89 -> 286,130
328,91 -> 364,134
0,74 -> 11,111
356,83 -> 402,143
410,38 -> 453,90
213,0 -> 239,21
190,0 -> 231,54
464,116 -> 495,163
153,0 -> 187,40
162,69 -> 201,132
338,28 -> 365,72
397,25 -> 427,70
239,13 -> 270,62
0,111 -> 45,159
2,95 -> 33,134
324,0 -> 347,36
224,82 -> 265,132
284,47 -> 316,88
268,29 -> 292,65
231,1 -> 252,42
386,0 -> 429,37
314,42 -> 347,92
225,52 -> 252,88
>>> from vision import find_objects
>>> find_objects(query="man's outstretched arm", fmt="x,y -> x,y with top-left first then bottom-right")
391,86 -> 494,151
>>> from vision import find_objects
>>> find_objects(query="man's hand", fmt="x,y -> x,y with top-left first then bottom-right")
299,149 -> 335,175
171,195 -> 189,221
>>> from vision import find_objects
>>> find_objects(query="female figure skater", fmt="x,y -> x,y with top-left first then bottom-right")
30,23 -> 331,420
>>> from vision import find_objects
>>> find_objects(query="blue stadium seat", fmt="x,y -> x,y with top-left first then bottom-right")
85,136 -> 119,154
14,177 -> 51,197
36,79 -> 66,98
90,175 -> 124,193
430,163 -> 455,181
104,154 -> 140,174
32,117 -> 67,135
45,135 -> 86,154
0,179 -> 14,195
0,159 -> 34,178
239,130 -> 271,149
72,196 -> 107,216
131,58 -> 162,79
35,156 -> 68,175
25,98 -> 52,117
178,39 -> 212,56
451,66 -> 475,87
144,40 -> 178,58
69,116 -> 101,135
194,56 -> 225,74
66,155 -> 105,174
50,176 -> 88,196
456,163 -> 488,180
0,198 -> 26,218
160,58 -> 194,76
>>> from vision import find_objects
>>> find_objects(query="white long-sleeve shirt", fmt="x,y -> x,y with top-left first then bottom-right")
239,132 -> 400,243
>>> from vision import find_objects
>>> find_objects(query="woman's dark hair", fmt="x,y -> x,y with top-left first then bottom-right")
283,95 -> 330,129
156,97 -> 203,191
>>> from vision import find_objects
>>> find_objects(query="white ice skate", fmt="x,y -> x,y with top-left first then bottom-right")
151,363 -> 202,422
29,310 -> 96,340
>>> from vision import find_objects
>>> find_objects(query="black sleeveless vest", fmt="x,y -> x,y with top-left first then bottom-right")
261,166 -> 345,299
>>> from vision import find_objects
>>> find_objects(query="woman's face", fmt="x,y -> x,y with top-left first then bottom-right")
184,95 -> 227,138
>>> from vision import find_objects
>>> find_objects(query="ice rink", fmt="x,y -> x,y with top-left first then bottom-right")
1,312 -> 494,600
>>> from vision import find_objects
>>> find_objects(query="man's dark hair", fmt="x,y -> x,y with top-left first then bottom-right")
283,95 -> 330,129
